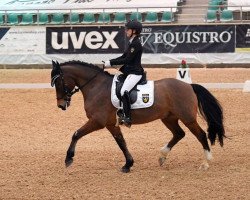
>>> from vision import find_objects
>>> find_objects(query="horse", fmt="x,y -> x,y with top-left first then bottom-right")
51,60 -> 226,173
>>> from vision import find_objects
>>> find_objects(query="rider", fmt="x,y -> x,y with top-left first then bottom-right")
104,20 -> 144,127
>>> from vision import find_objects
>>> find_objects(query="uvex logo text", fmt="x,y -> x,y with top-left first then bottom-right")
46,27 -> 124,54
51,31 -> 119,49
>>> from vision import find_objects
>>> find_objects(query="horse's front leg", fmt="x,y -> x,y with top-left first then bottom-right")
106,125 -> 134,173
65,119 -> 103,167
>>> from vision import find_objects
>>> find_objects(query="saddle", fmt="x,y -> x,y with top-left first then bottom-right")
115,72 -> 147,104
111,73 -> 154,110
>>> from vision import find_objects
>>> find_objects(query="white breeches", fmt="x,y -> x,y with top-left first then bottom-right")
120,74 -> 142,96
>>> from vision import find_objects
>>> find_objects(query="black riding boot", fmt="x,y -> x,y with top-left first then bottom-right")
121,91 -> 131,127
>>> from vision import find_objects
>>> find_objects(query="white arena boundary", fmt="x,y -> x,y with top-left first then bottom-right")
0,83 -> 246,89
243,80 -> 250,92
0,83 -> 51,89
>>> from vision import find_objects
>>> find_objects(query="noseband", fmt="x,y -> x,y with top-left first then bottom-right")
54,73 -> 73,102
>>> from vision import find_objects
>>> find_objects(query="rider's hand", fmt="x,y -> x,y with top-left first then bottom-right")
104,60 -> 111,67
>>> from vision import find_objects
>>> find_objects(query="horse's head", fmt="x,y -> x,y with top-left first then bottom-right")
51,60 -> 75,111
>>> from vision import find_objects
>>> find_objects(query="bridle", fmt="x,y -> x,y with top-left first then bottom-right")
51,69 -> 102,102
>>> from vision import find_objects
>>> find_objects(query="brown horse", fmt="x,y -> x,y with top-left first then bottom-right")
51,60 -> 225,173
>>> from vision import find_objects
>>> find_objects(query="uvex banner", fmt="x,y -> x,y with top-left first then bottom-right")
141,25 -> 235,53
46,26 -> 125,54
46,25 -> 235,54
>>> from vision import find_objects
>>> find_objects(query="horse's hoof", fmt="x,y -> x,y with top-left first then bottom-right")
121,166 -> 130,173
158,157 -> 166,166
65,158 -> 73,168
199,162 -> 209,171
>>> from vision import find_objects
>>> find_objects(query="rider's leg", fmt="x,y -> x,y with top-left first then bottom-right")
120,74 -> 142,96
121,91 -> 131,125
120,74 -> 142,126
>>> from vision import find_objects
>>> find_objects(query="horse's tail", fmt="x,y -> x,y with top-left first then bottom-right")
191,84 -> 225,147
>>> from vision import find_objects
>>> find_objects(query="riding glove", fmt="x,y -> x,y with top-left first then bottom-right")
104,60 -> 111,67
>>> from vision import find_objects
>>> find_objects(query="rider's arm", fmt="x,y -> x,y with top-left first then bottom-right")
110,43 -> 140,66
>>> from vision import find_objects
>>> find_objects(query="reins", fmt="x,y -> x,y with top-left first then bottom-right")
69,70 -> 102,97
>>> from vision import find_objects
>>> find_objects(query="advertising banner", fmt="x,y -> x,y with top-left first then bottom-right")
236,24 -> 250,52
46,25 -> 235,54
141,25 -> 235,53
227,0 -> 250,11
0,28 -> 9,40
0,27 -> 45,55
46,26 -> 125,54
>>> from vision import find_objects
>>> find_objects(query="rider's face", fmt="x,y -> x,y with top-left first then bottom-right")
125,28 -> 133,37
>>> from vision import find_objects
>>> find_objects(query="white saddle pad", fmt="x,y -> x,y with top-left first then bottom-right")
111,74 -> 154,109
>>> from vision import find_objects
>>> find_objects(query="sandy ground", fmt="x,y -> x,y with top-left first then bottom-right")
0,68 -> 250,200
0,68 -> 249,83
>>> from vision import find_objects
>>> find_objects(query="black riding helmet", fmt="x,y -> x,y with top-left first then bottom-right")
125,20 -> 142,35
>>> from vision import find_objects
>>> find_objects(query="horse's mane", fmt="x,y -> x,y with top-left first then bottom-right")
60,60 -> 112,76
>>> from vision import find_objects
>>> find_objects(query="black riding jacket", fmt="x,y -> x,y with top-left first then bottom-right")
110,36 -> 144,76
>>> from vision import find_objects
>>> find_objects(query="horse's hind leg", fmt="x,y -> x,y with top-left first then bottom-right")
185,121 -> 212,170
106,125 -> 134,173
159,116 -> 185,166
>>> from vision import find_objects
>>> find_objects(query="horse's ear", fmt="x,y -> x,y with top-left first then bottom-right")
52,60 -> 61,71
52,60 -> 57,70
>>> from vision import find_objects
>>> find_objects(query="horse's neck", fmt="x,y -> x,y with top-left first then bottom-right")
66,65 -> 112,94
64,65 -> 96,84
83,72 -> 113,102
